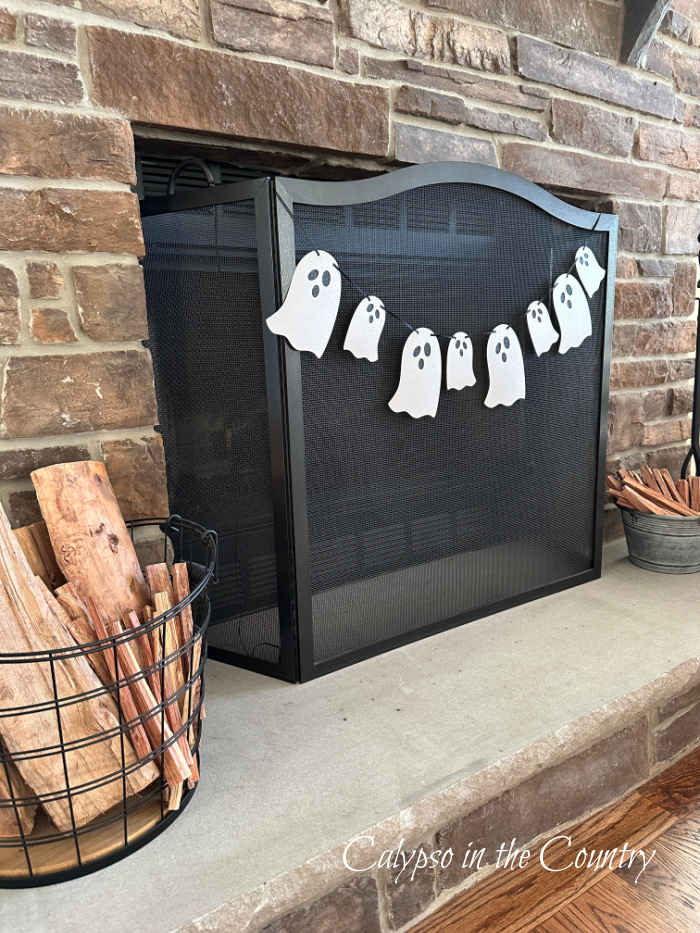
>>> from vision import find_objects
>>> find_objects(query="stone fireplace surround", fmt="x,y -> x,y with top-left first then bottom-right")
1,0 -> 700,928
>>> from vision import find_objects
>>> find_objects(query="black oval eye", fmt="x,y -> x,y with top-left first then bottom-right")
578,257 -> 583,265
531,309 -> 537,318
495,342 -> 501,354
585,261 -> 589,266
501,352 -> 507,362
459,349 -> 464,356
566,284 -> 573,296
424,343 -> 431,356
322,270 -> 331,287
418,358 -> 424,370
312,284 -> 320,297
504,336 -> 510,349
567,300 -> 572,309
308,269 -> 319,280
455,338 -> 460,347
413,346 -> 420,358
462,341 -> 467,349
367,303 -> 373,313
560,293 -> 565,303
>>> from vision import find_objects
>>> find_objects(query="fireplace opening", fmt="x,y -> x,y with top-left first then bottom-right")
138,155 -> 616,682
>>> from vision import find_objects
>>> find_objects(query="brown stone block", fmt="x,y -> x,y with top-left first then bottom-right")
672,262 -> 698,317
380,841 -> 437,929
616,256 -> 637,279
73,263 -> 148,341
633,319 -> 698,356
502,143 -> 667,200
601,201 -> 661,253
211,0 -> 334,68
614,281 -> 672,320
366,57 -> 549,112
45,0 -> 201,40
643,39 -> 674,81
338,0 -> 510,71
0,49 -> 83,105
685,102 -> 700,129
0,188 -> 144,255
658,681 -> 700,722
643,418 -> 692,447
337,48 -> 359,75
670,0 -> 700,17
665,204 -> 700,255
9,491 -> 42,528
87,28 -> 390,158
654,702 -> 700,762
27,261 -> 64,299
638,123 -> 700,171
517,36 -> 675,119
610,360 -> 672,390
646,444 -> 691,476
643,388 -> 672,421
102,435 -> 169,520
0,445 -> 90,482
607,392 -> 644,454
0,266 -> 20,345
661,10 -> 693,41
25,13 -> 77,53
670,385 -> 694,416
0,7 -> 17,39
637,259 -> 676,277
0,107 -> 135,183
424,0 -> 621,59
394,123 -> 497,166
669,359 -> 697,382
0,350 -> 157,437
667,172 -> 700,201
396,85 -> 466,125
31,308 -> 77,344
259,876 -> 381,933
612,322 -> 636,357
436,720 -> 649,891
673,50 -> 700,97
551,97 -> 635,158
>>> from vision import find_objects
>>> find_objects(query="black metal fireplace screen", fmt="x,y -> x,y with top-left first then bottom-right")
140,162 -> 617,682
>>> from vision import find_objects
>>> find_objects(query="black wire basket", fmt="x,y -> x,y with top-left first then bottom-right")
0,515 -> 217,887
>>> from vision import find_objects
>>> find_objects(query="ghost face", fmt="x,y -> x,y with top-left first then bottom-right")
552,273 -> 592,354
389,327 -> 442,419
575,246 -> 606,298
344,296 -> 386,362
265,250 -> 342,358
484,324 -> 525,409
526,301 -> 559,357
446,332 -> 476,390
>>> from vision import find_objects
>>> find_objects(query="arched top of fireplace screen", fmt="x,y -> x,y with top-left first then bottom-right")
277,161 -> 618,235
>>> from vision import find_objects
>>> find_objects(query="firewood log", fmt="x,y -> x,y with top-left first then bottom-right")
640,466 -> 662,493
28,522 -> 64,589
31,461 -> 150,623
0,746 -> 37,838
678,479 -> 691,507
39,579 -> 110,686
623,478 -> 698,516
13,527 -> 50,590
0,504 -> 158,832
691,476 -> 700,512
153,590 -> 185,702
660,468 -> 685,504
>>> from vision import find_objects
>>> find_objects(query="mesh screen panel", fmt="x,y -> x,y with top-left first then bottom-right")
291,183 -> 607,666
141,201 -> 282,667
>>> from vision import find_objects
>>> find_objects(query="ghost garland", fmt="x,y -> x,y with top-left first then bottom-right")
266,237 -> 606,420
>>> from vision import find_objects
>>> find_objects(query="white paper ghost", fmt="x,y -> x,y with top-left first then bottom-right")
575,246 -> 606,297
343,296 -> 386,362
526,301 -> 559,357
389,327 -> 442,419
265,250 -> 342,358
485,324 -> 525,409
446,332 -> 476,390
552,273 -> 592,354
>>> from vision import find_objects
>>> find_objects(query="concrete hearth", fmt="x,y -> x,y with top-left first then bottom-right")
2,538 -> 700,932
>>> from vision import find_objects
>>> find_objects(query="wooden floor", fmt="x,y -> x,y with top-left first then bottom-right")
414,745 -> 700,933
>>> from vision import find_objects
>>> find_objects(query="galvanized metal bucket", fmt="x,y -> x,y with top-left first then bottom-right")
621,507 -> 700,574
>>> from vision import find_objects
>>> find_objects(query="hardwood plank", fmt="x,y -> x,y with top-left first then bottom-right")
534,873 -> 681,933
637,745 -> 700,817
410,793 -> 674,933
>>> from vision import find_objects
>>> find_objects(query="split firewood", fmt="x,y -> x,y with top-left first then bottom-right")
31,461 -> 150,623
0,503 -> 158,832
104,622 -> 154,767
623,477 -> 698,517
640,465 -> 661,493
37,578 -> 110,686
145,564 -> 175,609
13,526 -> 51,590
605,475 -> 622,493
172,563 -> 205,734
28,522 -> 65,589
691,476 -> 700,512
678,479 -> 691,507
660,468 -> 684,505
112,635 -> 192,789
0,745 -> 37,838
153,591 -> 186,702
652,469 -> 674,501
608,487 -> 667,515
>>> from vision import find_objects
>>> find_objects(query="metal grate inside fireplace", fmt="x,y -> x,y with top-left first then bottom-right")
140,162 -> 617,682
